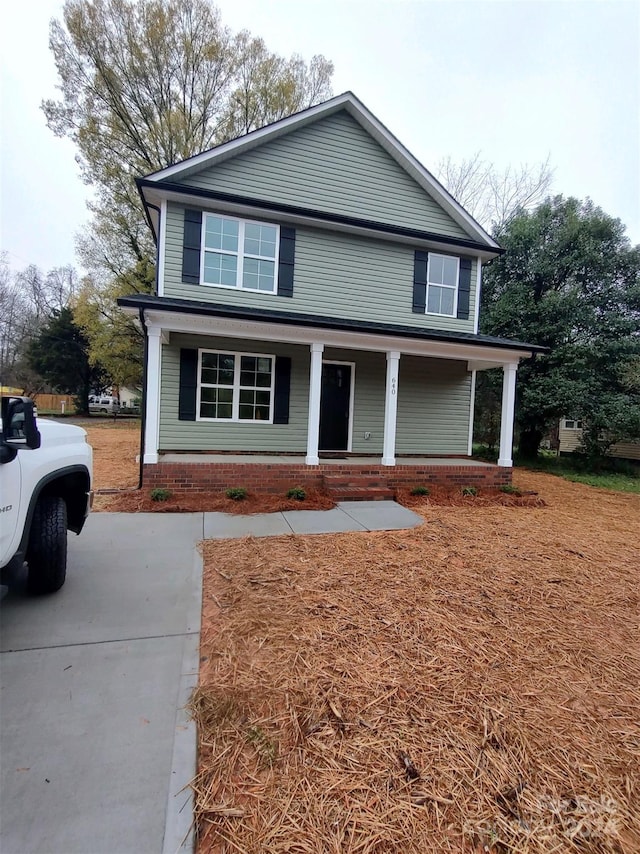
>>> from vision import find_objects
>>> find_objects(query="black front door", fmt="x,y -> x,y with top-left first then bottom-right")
319,363 -> 351,452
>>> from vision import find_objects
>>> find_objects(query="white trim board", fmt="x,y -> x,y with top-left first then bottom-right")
128,309 -> 530,368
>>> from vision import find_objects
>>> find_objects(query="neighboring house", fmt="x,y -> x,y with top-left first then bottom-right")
118,92 -> 544,497
558,419 -> 640,461
118,386 -> 142,410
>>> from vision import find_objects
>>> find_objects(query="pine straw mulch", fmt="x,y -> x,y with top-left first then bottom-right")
99,487 -> 336,514
192,471 -> 640,853
98,485 -> 543,514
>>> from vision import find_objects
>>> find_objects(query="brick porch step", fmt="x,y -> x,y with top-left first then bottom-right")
323,473 -> 388,486
323,473 -> 394,501
328,486 -> 395,501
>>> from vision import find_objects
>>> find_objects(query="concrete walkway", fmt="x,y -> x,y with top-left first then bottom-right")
0,501 -> 422,854
204,499 -> 423,538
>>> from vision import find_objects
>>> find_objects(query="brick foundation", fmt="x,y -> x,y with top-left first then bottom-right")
143,458 -> 512,497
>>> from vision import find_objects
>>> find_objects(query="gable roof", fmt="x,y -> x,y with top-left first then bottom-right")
142,92 -> 500,252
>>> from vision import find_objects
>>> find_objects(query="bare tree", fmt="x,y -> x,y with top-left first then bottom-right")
436,153 -> 554,233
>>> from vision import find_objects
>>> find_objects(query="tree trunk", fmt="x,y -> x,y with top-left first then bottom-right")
518,428 -> 543,459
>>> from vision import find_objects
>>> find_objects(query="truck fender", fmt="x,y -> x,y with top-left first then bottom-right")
15,465 -> 92,565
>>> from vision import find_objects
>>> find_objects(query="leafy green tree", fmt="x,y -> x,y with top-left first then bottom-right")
28,307 -> 110,415
43,0 -> 334,281
75,258 -> 155,387
479,196 -> 640,459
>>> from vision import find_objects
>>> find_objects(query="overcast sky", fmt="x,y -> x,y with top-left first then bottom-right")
1,0 -> 638,274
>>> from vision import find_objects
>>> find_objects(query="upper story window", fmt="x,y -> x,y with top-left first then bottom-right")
427,253 -> 459,316
564,419 -> 583,430
202,214 -> 279,293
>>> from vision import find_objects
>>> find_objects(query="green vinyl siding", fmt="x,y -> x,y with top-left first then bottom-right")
396,356 -> 471,455
179,111 -> 469,239
160,334 -> 310,452
160,337 -> 470,456
163,203 -> 477,334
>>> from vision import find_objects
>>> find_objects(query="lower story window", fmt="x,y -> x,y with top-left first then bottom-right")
198,350 -> 274,422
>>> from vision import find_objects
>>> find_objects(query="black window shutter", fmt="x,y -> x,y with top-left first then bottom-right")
457,258 -> 472,320
413,251 -> 428,313
182,209 -> 202,284
277,227 -> 295,297
178,348 -> 198,421
273,356 -> 291,424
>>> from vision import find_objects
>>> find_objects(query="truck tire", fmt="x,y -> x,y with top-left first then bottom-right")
27,496 -> 68,595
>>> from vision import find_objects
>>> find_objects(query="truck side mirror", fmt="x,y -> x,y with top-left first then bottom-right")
1,396 -> 41,449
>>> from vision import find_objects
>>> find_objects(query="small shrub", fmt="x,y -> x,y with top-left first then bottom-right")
150,488 -> 171,502
286,487 -> 306,501
462,486 -> 478,497
499,484 -> 522,495
226,487 -> 247,501
410,485 -> 430,496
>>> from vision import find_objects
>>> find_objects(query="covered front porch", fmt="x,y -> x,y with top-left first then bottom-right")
119,295 -> 539,496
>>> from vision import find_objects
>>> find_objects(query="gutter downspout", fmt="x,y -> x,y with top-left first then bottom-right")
138,306 -> 148,490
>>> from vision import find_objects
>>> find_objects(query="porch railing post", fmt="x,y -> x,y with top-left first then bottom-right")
382,350 -> 400,466
498,362 -> 518,467
306,342 -> 324,465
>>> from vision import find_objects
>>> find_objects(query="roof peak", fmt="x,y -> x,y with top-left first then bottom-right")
142,92 -> 499,250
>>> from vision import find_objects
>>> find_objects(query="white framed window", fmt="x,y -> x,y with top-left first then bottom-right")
201,213 -> 279,293
426,253 -> 459,317
197,350 -> 275,422
564,419 -> 583,430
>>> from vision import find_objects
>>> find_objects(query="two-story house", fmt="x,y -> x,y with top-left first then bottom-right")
119,92 -> 544,498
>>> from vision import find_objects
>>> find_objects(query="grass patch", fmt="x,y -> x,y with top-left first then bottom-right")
520,454 -> 640,493
543,469 -> 640,493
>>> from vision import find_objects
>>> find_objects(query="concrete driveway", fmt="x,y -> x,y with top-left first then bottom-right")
0,513 -> 203,854
0,501 -> 421,854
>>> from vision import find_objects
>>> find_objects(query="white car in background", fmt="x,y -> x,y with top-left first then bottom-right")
89,395 -> 120,414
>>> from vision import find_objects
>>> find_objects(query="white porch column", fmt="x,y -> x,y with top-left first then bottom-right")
382,350 -> 400,466
498,363 -> 518,467
144,326 -> 162,464
306,342 -> 324,465
467,369 -> 477,456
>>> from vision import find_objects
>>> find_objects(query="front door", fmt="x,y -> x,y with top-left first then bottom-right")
319,363 -> 352,452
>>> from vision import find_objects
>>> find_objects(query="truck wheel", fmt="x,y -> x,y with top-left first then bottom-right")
27,497 -> 68,595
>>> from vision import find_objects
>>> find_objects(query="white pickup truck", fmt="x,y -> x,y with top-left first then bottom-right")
0,397 -> 93,594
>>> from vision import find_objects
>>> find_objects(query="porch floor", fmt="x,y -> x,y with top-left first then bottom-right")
158,454 -> 495,467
